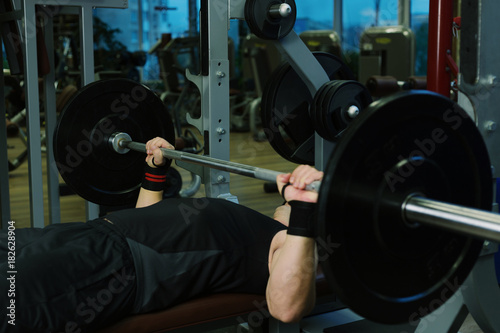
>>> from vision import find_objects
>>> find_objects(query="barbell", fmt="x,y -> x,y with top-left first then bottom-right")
54,78 -> 497,324
111,130 -> 499,240
109,132 -> 321,191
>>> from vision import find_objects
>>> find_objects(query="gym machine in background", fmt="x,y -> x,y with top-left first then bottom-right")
358,25 -> 415,85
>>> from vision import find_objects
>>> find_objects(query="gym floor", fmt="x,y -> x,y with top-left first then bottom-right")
5,126 -> 484,332
460,314 -> 483,333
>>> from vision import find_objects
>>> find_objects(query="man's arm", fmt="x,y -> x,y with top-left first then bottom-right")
136,188 -> 164,208
266,165 -> 323,323
135,137 -> 175,208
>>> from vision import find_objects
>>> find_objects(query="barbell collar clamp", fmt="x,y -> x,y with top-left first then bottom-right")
110,132 -> 132,154
268,3 -> 292,19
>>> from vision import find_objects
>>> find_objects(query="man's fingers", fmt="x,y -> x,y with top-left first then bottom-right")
290,166 -> 323,190
277,173 -> 291,185
145,137 -> 175,167
152,147 -> 163,162
146,137 -> 174,152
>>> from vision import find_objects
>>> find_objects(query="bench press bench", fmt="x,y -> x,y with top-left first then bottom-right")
99,272 -> 336,333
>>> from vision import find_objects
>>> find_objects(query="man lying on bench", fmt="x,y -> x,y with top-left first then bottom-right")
0,137 -> 323,333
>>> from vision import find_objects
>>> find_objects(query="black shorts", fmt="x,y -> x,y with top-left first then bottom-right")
0,219 -> 137,333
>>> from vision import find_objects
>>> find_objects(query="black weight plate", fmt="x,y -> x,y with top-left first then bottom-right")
317,90 -> 492,324
314,81 -> 339,139
322,80 -> 370,138
314,80 -> 372,141
260,60 -> 301,163
244,0 -> 297,40
54,79 -> 175,206
262,62 -> 310,164
261,52 -> 354,164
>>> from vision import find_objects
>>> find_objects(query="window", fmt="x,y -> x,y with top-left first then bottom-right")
92,1 -> 429,82
411,0 -> 429,76
294,0 -> 333,34
94,0 -> 196,81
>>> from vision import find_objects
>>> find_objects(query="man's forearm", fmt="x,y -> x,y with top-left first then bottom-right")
266,235 -> 317,323
135,188 -> 163,208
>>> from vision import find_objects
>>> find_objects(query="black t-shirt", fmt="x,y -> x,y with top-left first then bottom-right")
106,197 -> 286,313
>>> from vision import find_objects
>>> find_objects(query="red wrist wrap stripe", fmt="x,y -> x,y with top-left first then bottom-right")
145,173 -> 167,183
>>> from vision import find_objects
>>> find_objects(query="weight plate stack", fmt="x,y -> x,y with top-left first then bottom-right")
261,52 -> 354,164
312,80 -> 372,141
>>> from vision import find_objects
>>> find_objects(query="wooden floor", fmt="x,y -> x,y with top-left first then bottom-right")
5,127 -> 296,228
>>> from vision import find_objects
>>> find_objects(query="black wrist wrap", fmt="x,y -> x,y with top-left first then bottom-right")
287,201 -> 316,238
142,164 -> 167,191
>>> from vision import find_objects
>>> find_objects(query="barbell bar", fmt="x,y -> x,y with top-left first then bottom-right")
110,132 -> 321,192
403,196 -> 500,242
110,132 -> 500,244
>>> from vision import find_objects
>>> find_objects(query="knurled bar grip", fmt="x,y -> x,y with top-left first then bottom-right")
121,140 -> 321,192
